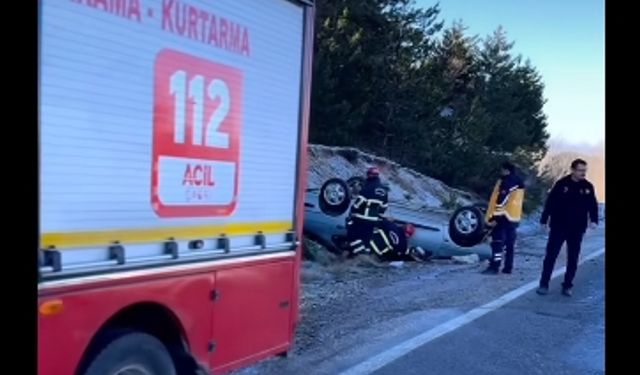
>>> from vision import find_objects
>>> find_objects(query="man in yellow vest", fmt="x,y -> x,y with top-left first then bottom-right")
482,162 -> 525,274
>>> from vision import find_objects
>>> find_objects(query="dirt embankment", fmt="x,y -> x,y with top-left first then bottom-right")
307,144 -> 481,210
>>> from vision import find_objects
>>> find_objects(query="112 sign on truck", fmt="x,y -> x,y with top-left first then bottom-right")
38,1 -> 315,374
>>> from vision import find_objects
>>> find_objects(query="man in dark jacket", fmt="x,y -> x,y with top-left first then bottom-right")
346,167 -> 389,255
537,159 -> 599,296
483,162 -> 525,274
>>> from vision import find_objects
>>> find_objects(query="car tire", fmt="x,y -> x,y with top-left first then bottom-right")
474,203 -> 488,213
346,176 -> 366,196
319,178 -> 351,216
448,205 -> 487,248
82,331 -> 176,375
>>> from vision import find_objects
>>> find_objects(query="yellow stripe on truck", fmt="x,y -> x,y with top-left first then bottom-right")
41,221 -> 293,249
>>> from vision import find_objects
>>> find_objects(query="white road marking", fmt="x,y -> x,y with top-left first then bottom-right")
338,247 -> 606,375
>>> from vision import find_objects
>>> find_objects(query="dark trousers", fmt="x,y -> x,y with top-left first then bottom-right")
346,218 -> 375,254
539,228 -> 584,289
490,219 -> 517,271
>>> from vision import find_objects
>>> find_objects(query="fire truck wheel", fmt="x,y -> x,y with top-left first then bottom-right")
318,178 -> 351,216
83,331 -> 176,375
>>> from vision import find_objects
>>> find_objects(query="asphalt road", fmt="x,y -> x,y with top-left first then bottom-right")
373,253 -> 605,375
237,228 -> 605,375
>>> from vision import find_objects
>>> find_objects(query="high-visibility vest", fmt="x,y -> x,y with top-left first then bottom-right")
485,180 -> 525,223
351,195 -> 388,221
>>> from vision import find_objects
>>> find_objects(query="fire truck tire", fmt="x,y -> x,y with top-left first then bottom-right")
318,178 -> 351,216
83,331 -> 176,375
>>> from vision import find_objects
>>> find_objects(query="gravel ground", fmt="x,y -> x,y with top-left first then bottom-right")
235,223 -> 605,375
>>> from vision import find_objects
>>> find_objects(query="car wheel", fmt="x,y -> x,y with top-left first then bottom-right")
448,205 -> 487,247
474,203 -> 488,213
346,176 -> 366,196
319,178 -> 351,216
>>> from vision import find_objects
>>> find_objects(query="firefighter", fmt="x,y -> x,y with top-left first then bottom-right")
483,162 -> 525,274
537,159 -> 599,297
368,219 -> 432,262
346,166 -> 389,255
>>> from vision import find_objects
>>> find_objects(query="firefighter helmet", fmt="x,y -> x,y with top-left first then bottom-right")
366,167 -> 380,178
404,223 -> 416,237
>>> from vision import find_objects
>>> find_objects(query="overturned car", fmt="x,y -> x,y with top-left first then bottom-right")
304,176 -> 492,260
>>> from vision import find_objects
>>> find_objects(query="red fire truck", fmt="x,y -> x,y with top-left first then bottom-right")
38,1 -> 315,374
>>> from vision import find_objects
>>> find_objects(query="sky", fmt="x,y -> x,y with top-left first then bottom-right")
416,0 -> 605,145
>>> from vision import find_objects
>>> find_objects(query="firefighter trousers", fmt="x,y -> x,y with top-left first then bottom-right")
346,218 -> 376,254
